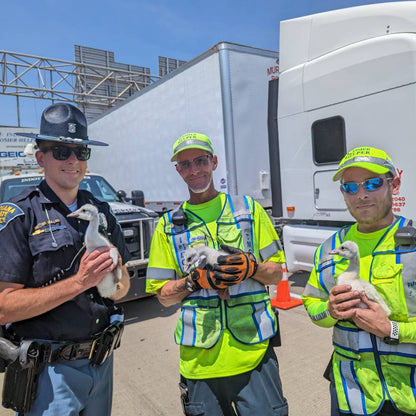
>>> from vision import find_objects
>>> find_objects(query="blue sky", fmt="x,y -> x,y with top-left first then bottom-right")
0,0 -> 405,126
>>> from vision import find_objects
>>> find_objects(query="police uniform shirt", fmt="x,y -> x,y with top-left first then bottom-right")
0,180 -> 130,341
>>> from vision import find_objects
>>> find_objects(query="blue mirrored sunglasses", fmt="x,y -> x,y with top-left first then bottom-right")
340,177 -> 391,194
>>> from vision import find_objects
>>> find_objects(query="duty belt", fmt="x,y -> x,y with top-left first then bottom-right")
49,321 -> 124,366
50,340 -> 96,362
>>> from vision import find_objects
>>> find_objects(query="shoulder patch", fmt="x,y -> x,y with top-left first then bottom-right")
0,203 -> 24,231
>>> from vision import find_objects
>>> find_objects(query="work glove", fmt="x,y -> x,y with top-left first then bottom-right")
212,245 -> 258,283
184,251 -> 251,291
185,266 -> 240,291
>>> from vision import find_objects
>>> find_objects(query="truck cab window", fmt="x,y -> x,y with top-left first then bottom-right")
312,116 -> 346,165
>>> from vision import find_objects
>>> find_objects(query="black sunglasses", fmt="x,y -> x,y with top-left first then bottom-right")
40,145 -> 91,161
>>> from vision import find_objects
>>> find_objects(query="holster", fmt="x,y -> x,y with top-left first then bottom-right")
270,308 -> 282,347
2,340 -> 51,414
89,321 -> 124,366
323,353 -> 334,382
0,326 -> 7,373
179,380 -> 191,416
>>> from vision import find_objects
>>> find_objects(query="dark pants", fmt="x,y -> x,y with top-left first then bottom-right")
181,343 -> 288,416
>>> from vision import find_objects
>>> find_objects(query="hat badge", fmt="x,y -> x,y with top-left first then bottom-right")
68,123 -> 77,134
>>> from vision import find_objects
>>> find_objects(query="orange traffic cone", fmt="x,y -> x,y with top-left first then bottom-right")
271,264 -> 303,310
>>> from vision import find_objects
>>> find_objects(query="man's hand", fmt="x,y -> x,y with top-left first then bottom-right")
352,293 -> 391,338
211,245 -> 258,283
187,266 -> 243,290
328,284 -> 361,320
75,247 -> 116,290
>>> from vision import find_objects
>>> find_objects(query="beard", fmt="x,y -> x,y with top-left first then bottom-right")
189,177 -> 212,194
346,195 -> 393,226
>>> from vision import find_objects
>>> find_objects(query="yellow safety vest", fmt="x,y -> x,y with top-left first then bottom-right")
308,217 -> 416,415
162,194 -> 277,348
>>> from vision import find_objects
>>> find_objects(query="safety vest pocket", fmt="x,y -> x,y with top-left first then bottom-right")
372,262 -> 406,320
334,359 -> 383,415
174,304 -> 222,348
372,262 -> 402,283
227,299 -> 276,344
217,218 -> 255,253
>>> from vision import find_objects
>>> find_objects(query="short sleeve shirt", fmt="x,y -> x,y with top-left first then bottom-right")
0,180 -> 130,341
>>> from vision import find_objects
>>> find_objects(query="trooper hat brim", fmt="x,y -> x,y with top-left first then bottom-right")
15,103 -> 108,146
16,132 -> 108,146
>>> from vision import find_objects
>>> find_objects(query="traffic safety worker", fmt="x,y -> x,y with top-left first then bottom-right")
0,103 -> 130,416
302,146 -> 416,416
146,132 -> 288,416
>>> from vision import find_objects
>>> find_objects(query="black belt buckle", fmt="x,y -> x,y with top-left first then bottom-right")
50,340 -> 93,363
90,322 -> 124,366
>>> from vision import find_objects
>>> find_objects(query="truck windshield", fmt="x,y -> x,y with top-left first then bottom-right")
1,174 -> 122,203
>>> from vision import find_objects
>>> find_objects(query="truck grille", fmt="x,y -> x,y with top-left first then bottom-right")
118,217 -> 155,261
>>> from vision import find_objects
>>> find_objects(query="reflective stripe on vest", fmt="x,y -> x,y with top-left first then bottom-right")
316,226 -> 350,296
339,361 -> 366,415
177,286 -> 276,347
261,240 -> 282,263
302,227 -> 350,302
162,194 -> 277,347
224,194 -> 254,253
146,266 -> 177,280
395,219 -> 416,317
318,218 -> 416,319
315,217 -> 416,414
164,194 -> 256,274
167,207 -> 192,275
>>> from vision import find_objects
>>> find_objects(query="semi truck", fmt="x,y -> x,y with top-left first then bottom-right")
0,126 -> 157,302
88,42 -> 279,213
88,1 -> 416,274
271,0 -> 416,272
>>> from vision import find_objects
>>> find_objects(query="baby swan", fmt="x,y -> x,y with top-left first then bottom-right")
330,240 -> 391,316
68,204 -> 121,298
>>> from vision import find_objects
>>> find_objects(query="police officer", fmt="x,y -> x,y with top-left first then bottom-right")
302,146 -> 416,416
146,133 -> 288,416
0,103 -> 130,415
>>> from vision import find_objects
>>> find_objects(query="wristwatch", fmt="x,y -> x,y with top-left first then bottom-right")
383,321 -> 399,345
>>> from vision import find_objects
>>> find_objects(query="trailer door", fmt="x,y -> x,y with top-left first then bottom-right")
313,170 -> 346,211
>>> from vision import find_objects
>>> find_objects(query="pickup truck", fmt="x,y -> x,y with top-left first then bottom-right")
0,170 -> 158,302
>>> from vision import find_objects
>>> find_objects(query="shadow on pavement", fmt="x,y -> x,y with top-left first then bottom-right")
121,295 -> 180,326
289,271 -> 309,289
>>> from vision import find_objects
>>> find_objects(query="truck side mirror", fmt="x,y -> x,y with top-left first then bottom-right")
131,190 -> 145,207
116,190 -> 127,202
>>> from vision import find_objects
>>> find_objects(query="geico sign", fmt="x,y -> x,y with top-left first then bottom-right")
0,151 -> 26,158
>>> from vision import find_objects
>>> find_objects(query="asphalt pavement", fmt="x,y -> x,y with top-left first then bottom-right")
0,272 -> 334,415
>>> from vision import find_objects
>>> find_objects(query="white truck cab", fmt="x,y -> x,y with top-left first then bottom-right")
272,1 -> 416,271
